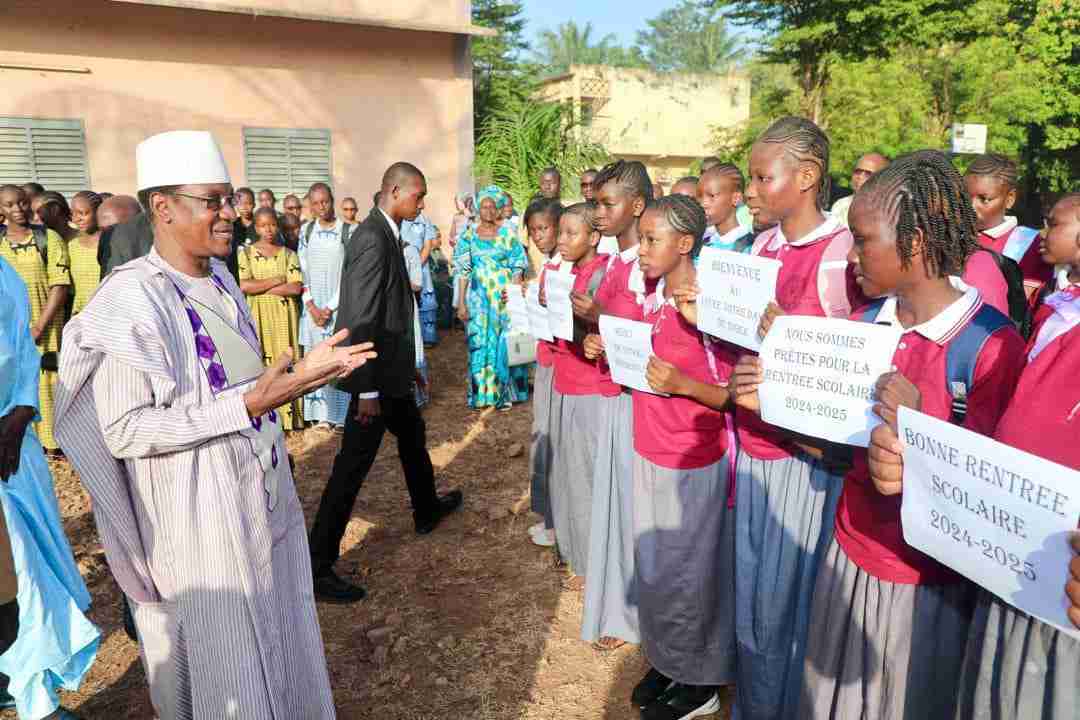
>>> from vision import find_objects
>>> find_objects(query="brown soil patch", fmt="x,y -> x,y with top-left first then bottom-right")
11,330 -> 732,719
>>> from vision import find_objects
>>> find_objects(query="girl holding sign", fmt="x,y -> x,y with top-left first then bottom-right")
798,150 -> 1026,719
525,197 -> 563,548
955,193 -> 1080,720
727,116 -> 862,720
549,202 -> 608,588
577,160 -> 654,652
626,194 -> 737,719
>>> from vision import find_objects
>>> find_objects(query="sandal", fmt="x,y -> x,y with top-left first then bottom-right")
592,636 -> 627,652
560,575 -> 586,592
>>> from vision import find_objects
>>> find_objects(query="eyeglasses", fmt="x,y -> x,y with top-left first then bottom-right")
171,192 -> 237,211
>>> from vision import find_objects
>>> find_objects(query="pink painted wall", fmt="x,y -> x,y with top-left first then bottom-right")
0,0 -> 475,229
122,0 -> 471,27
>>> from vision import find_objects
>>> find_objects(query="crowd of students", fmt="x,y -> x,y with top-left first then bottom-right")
523,115 -> 1080,720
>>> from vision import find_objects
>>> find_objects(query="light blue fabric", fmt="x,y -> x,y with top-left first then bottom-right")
297,220 -> 350,425
401,214 -> 439,345
0,257 -> 100,719
476,185 -> 509,211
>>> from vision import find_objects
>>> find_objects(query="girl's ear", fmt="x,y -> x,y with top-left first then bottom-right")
732,191 -> 744,208
908,226 -> 927,271
589,229 -> 602,248
678,233 -> 695,256
1005,188 -> 1017,211
632,196 -> 646,218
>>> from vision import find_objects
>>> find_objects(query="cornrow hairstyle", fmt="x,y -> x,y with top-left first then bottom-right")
259,188 -> 276,200
524,197 -> 563,227
73,190 -> 103,213
253,206 -> 278,223
757,116 -> 831,210
964,153 -> 1019,190
0,184 -> 24,198
675,176 -> 700,186
700,156 -> 722,172
562,201 -> 598,231
648,194 -> 707,257
593,160 -> 655,204
858,149 -> 981,278
235,187 -> 255,203
308,182 -> 333,199
581,168 -> 599,177
39,191 -> 71,218
701,162 -> 745,192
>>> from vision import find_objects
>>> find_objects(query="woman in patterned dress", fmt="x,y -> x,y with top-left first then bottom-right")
453,185 -> 530,409
68,191 -> 104,315
0,186 -> 70,452
238,208 -> 304,430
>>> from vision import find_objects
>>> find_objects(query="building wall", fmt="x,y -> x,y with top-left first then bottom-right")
0,0 -> 474,227
540,65 -> 750,181
118,0 -> 471,28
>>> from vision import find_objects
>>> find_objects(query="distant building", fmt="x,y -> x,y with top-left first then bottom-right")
538,64 -> 750,185
0,0 -> 489,222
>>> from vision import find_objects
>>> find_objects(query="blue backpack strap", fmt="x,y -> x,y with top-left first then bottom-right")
1001,226 -> 1039,263
945,304 -> 1012,424
856,297 -> 888,323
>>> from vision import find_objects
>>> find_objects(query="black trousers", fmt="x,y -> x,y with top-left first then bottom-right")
308,393 -> 439,576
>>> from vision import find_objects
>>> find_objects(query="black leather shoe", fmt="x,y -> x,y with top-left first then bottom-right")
414,490 -> 464,535
313,570 -> 367,604
631,667 -> 673,708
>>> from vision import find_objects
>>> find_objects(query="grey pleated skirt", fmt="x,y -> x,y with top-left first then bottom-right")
733,451 -> 843,720
955,590 -> 1080,720
581,393 -> 639,644
529,363 -> 560,528
632,451 -> 737,686
800,539 -> 976,719
550,392 -> 602,575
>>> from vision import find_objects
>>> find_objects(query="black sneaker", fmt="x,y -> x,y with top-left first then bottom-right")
641,683 -> 721,720
631,667 -> 673,708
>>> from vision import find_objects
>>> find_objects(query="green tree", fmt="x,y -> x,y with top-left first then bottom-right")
637,0 -> 745,73
472,0 -> 530,141
533,21 -> 618,74
474,97 -> 609,209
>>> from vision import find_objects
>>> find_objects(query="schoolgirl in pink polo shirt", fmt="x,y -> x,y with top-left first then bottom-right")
548,202 -> 608,588
957,193 -> 1080,720
1028,193 -> 1080,326
964,153 -> 1050,298
524,198 -> 563,548
799,150 -> 1026,719
726,116 -> 864,720
626,195 -> 737,720
575,161 -> 655,654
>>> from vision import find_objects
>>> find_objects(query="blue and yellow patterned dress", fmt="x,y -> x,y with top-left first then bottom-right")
454,224 -> 530,408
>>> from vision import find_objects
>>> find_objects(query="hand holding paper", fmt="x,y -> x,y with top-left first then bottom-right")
867,422 -> 904,496
873,371 -> 922,431
671,282 -> 700,327
731,355 -> 763,413
645,357 -> 687,396
758,301 -> 785,340
583,333 -> 605,361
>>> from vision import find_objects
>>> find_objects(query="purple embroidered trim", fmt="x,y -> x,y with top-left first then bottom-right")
271,445 -> 279,469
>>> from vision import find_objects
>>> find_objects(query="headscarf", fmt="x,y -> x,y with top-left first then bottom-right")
475,185 -> 509,211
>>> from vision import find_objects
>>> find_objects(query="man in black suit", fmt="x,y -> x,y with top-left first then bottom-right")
308,162 -> 463,603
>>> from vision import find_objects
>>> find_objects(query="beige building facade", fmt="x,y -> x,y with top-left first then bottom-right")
538,64 -> 751,186
0,0 -> 488,225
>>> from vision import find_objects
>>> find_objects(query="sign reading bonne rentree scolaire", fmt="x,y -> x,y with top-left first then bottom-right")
598,314 -> 662,395
544,272 -> 575,341
696,247 -> 782,351
758,315 -> 901,446
898,406 -> 1080,639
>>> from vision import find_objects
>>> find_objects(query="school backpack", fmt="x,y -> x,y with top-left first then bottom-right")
974,247 -> 1032,338
302,220 -> 351,247
860,298 -> 1013,424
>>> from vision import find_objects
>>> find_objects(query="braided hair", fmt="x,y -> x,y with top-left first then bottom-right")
648,194 -> 707,257
253,206 -> 278,224
524,197 -> 563,228
858,149 -> 980,278
39,191 -> 71,219
593,160 -> 655,204
965,153 -> 1019,190
757,116 -> 830,210
235,187 -> 255,203
701,162 -> 745,192
73,190 -> 103,214
562,200 -> 598,230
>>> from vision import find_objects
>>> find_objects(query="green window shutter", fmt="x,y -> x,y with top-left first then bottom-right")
243,127 -> 332,199
0,117 -> 91,198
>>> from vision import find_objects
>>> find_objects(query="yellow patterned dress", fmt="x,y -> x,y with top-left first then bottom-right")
0,229 -> 71,449
68,234 -> 101,315
238,245 -> 304,430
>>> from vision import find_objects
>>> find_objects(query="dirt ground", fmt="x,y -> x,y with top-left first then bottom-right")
17,329 -> 733,720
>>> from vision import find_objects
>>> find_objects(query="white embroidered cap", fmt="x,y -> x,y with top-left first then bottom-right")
136,130 -> 231,191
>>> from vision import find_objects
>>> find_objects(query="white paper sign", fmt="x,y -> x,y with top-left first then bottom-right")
525,281 -> 553,342
505,286 -> 532,336
898,406 -> 1080,639
758,315 -> 901,446
599,315 -> 662,395
697,248 -> 782,351
545,272 -> 575,341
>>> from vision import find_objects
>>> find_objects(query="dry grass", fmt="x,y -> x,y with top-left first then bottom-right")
12,330 -> 731,719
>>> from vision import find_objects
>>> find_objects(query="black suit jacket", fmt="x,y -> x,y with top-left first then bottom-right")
97,211 -> 241,280
335,208 -> 416,399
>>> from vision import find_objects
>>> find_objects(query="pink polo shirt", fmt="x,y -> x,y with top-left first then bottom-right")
553,253 -> 610,395
594,246 -> 657,397
996,288 -> 1080,470
836,289 -> 1026,584
633,286 -> 733,469
961,249 -> 1010,317
737,218 -> 865,460
979,217 -> 1050,292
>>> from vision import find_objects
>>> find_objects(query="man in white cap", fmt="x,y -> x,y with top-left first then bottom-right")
54,130 -> 373,719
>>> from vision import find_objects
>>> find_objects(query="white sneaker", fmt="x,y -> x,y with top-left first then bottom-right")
530,528 -> 556,547
527,521 -> 545,537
